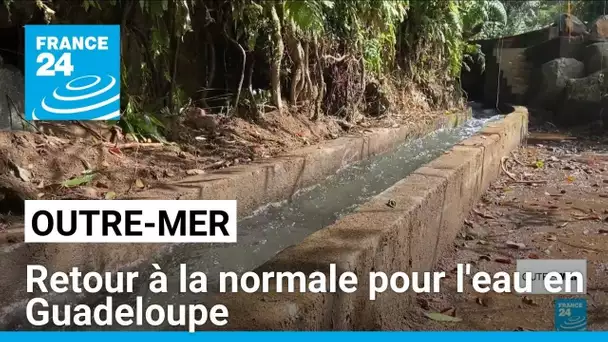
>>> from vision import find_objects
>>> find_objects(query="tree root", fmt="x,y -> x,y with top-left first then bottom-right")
500,157 -> 518,181
509,151 -> 526,166
501,156 -> 547,184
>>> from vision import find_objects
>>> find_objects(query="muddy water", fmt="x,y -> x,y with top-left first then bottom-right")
3,107 -> 503,330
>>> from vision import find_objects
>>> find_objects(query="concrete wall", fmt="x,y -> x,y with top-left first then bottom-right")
0,110 -> 471,326
464,27 -> 552,105
464,26 -> 591,108
0,107 -> 529,329
206,107 -> 529,330
494,47 -> 530,103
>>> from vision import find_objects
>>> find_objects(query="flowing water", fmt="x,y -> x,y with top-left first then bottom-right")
155,108 -> 503,291
3,106 -> 503,330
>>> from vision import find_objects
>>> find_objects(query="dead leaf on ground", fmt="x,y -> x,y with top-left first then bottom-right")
522,296 -> 538,306
479,255 -> 492,261
528,253 -> 540,259
475,297 -> 489,307
440,307 -> 457,316
16,166 -> 31,182
574,214 -> 601,221
134,179 -> 145,189
9,161 -> 32,182
105,191 -> 117,200
425,312 -> 462,323
108,147 -> 123,157
494,258 -> 512,264
515,327 -> 536,331
185,169 -> 205,176
505,240 -> 526,249
81,187 -> 98,198
473,208 -> 495,219
96,181 -> 109,189
417,298 -> 430,310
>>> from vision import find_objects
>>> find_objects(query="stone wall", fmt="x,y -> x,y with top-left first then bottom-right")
467,15 -> 608,129
465,27 -> 552,107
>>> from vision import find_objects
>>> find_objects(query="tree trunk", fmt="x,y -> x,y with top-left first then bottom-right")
246,52 -> 255,94
303,40 -> 313,100
166,0 -> 178,110
268,3 -> 284,112
225,27 -> 246,113
202,30 -> 216,108
286,20 -> 305,105
312,35 -> 325,121
245,53 -> 261,120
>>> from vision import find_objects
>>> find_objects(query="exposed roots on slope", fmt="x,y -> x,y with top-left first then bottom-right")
0,155 -> 36,215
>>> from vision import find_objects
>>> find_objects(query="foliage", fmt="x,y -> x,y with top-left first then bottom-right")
569,0 -> 608,23
461,0 -> 508,39
4,0 -> 522,139
476,0 -> 608,39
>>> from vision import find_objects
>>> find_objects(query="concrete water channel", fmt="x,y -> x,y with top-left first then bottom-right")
3,105 -> 505,330
155,108 -> 503,291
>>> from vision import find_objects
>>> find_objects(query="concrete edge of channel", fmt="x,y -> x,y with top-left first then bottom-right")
0,109 -> 472,322
203,106 -> 529,330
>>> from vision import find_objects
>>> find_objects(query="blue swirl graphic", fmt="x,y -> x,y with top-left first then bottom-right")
558,316 -> 586,331
31,74 -> 120,121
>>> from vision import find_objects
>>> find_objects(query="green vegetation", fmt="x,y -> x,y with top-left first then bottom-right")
7,1 -> 603,142
473,0 -> 608,39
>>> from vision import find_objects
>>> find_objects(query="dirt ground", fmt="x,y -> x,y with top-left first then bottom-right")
402,121 -> 608,331
2,102 -> 607,329
0,93 -> 447,231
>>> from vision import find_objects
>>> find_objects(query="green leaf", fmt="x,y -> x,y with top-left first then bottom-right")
61,174 -> 96,188
425,312 -> 463,322
321,0 -> 334,8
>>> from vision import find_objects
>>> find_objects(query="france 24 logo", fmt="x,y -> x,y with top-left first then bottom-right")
555,298 -> 587,331
25,25 -> 121,121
